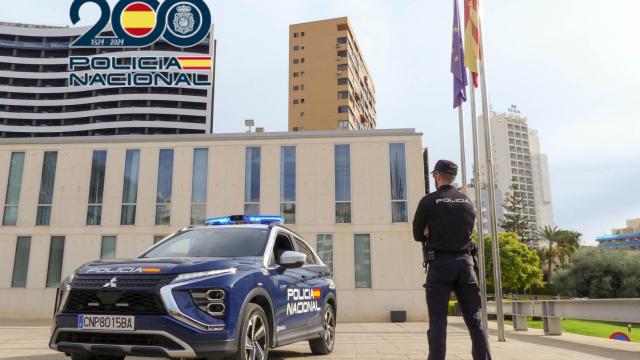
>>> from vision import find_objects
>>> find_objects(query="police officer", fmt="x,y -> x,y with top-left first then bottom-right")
413,159 -> 491,360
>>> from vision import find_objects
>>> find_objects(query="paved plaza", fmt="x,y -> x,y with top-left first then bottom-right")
0,317 -> 638,360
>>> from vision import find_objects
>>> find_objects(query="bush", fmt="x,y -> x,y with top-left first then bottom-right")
448,301 -> 458,316
555,248 -> 640,298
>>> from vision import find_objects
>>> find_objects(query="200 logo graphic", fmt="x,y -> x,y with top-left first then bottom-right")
70,0 -> 211,48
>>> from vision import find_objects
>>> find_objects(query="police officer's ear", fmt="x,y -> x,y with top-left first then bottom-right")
423,227 -> 429,239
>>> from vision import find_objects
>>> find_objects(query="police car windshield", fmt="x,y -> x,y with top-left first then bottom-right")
141,227 -> 270,258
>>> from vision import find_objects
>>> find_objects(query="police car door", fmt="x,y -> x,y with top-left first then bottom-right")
267,231 -> 307,334
293,237 -> 327,329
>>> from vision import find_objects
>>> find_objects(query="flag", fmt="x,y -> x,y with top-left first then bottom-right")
464,0 -> 480,87
121,2 -> 157,38
451,0 -> 467,108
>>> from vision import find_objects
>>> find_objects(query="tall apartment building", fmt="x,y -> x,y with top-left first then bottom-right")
477,106 -> 554,243
288,17 -> 376,131
0,22 -> 215,138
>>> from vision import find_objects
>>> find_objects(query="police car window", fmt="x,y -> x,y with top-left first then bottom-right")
141,228 -> 269,258
294,238 -> 317,265
272,232 -> 295,265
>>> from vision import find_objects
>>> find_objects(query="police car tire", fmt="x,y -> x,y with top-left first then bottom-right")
308,304 -> 335,355
235,303 -> 270,360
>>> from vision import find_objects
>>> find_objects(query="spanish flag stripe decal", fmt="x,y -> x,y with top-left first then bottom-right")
312,288 -> 321,299
178,56 -> 213,70
124,2 -> 154,11
122,12 -> 156,29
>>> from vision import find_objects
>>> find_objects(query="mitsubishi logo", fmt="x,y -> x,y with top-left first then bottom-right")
103,277 -> 117,288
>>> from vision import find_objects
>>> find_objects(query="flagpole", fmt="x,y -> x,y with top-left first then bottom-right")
476,1 -> 506,342
458,106 -> 468,194
468,73 -> 488,337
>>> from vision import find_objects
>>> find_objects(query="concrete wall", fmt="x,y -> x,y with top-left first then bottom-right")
0,130 -> 427,322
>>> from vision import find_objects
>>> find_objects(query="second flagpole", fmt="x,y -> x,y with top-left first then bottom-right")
458,106 -> 468,194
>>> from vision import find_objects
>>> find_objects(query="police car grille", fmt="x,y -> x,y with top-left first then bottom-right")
55,331 -> 184,350
72,274 -> 175,290
63,290 -> 165,315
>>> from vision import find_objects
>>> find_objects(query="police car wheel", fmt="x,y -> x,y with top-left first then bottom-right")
308,304 -> 335,355
236,303 -> 269,360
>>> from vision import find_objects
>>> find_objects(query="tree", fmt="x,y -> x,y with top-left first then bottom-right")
501,184 -> 534,246
475,231 -> 544,291
538,226 -> 582,283
555,248 -> 640,298
555,229 -> 581,268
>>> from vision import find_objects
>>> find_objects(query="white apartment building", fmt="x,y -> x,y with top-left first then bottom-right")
477,106 -> 554,243
0,129 -> 428,322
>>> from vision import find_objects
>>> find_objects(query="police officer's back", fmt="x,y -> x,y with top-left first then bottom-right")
413,160 -> 491,360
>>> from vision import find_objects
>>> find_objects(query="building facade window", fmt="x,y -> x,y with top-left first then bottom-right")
36,151 -> 58,226
337,120 -> 349,129
389,143 -> 408,222
337,78 -> 348,85
293,45 -> 299,51
354,234 -> 372,288
244,147 -> 261,215
293,85 -> 299,91
11,236 -> 31,288
293,72 -> 299,77
191,148 -> 208,225
100,236 -> 116,259
121,149 -> 140,225
337,36 -> 348,44
337,50 -> 347,57
293,58 -> 299,64
154,235 -> 167,244
87,150 -> 107,225
316,234 -> 333,271
280,146 -> 296,224
338,91 -> 348,99
3,152 -> 25,226
293,99 -> 299,104
46,236 -> 65,287
155,149 -> 174,225
334,144 -> 351,223
337,64 -> 348,72
338,106 -> 349,113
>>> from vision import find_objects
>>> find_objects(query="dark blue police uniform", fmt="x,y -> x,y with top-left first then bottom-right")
413,160 -> 491,360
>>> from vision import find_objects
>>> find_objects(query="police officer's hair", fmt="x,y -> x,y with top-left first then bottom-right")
436,171 -> 456,184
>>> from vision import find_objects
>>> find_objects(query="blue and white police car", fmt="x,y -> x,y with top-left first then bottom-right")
49,215 -> 337,360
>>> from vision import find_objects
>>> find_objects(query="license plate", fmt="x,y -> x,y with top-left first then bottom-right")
78,315 -> 135,331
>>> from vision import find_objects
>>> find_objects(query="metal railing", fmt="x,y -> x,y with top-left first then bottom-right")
486,299 -> 640,335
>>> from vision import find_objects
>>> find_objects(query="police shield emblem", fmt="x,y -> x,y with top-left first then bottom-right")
173,5 -> 195,35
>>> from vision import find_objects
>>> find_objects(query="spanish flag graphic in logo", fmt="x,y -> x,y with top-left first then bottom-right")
177,56 -> 213,70
121,2 -> 157,38
312,288 -> 321,300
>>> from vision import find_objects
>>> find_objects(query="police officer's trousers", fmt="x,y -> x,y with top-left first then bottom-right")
425,253 -> 491,360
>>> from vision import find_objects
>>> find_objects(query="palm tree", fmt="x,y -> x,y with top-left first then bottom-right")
537,226 -> 582,283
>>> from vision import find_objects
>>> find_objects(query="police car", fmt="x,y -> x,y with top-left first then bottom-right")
49,215 -> 337,360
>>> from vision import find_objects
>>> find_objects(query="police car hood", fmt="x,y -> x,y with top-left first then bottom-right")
77,257 -> 257,275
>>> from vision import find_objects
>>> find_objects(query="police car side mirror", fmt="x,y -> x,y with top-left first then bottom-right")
279,251 -> 306,269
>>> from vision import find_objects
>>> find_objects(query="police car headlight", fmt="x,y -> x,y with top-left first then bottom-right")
172,268 -> 237,283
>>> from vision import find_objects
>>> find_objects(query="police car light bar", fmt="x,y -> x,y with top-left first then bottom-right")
205,215 -> 284,226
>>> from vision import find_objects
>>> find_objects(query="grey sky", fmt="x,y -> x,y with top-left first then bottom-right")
4,0 -> 639,245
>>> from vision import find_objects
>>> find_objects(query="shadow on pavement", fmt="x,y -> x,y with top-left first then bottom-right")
481,325 -> 640,360
269,350 -> 315,358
